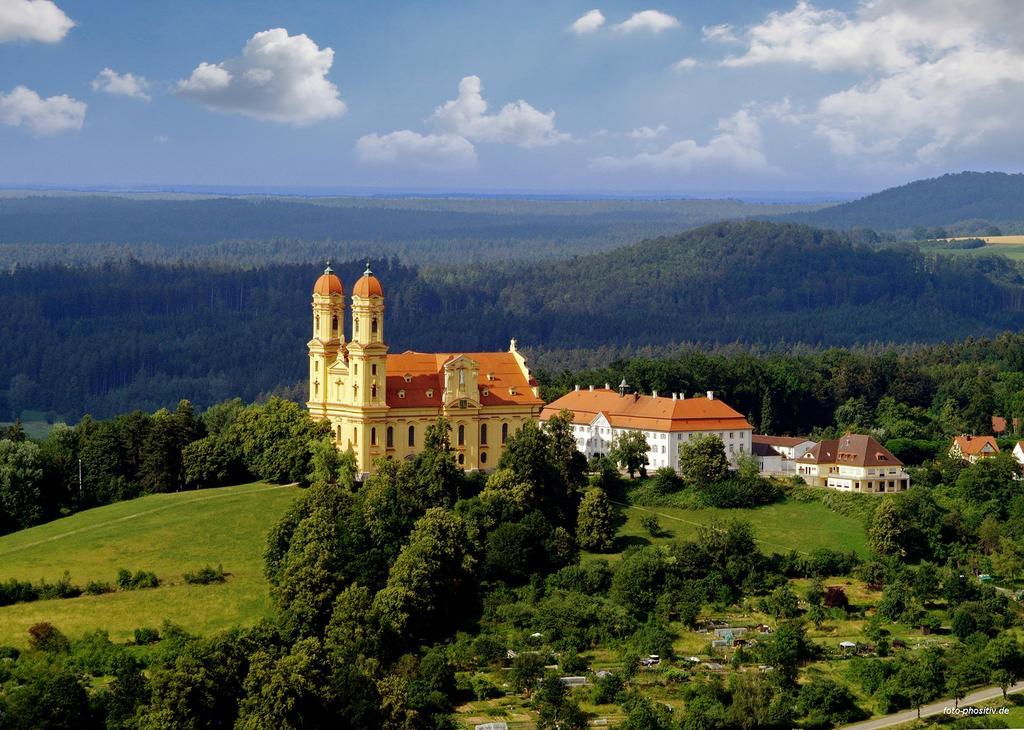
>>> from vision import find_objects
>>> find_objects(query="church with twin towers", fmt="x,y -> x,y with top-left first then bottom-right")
306,263 -> 545,475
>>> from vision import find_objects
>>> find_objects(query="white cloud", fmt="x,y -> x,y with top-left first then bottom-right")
0,85 -> 85,135
627,124 -> 668,139
592,109 -> 769,174
154,134 -> 169,143
92,68 -> 151,101
430,75 -> 570,148
717,0 -> 1024,167
0,0 -> 72,43
613,10 -> 680,34
702,23 -> 740,44
175,28 -> 346,125
671,57 -> 698,71
355,130 -> 477,170
569,9 -> 605,35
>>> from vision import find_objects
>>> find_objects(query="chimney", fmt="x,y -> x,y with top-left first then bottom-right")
707,390 -> 715,400
652,390 -> 658,398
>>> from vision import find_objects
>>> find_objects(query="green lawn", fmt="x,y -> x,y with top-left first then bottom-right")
605,497 -> 869,558
0,419 -> 57,441
0,482 -> 302,646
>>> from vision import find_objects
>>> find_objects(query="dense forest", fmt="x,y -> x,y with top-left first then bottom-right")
7,221 -> 1024,420
778,172 -> 1024,232
0,195 -> 820,267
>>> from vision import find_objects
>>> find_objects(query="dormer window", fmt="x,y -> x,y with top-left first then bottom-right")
398,389 -> 406,399
482,388 -> 490,396
487,372 -> 495,381
426,389 -> 434,398
404,374 -> 412,383
509,387 -> 517,396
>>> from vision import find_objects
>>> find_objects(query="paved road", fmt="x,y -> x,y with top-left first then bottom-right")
842,681 -> 1024,729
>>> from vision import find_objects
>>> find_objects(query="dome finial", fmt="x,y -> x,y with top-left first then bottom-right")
364,260 -> 372,277
324,260 -> 333,275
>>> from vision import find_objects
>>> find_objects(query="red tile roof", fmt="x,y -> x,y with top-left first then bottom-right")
752,434 -> 813,448
384,351 -> 542,409
539,389 -> 752,433
797,434 -> 903,467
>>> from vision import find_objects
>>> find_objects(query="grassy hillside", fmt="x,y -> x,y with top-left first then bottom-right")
778,171 -> 1024,231
0,482 -> 301,647
607,498 -> 868,558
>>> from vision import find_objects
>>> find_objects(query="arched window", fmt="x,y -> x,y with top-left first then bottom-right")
336,425 -> 342,441
314,380 -> 319,396
480,451 -> 487,464
315,314 -> 320,331
458,453 -> 465,465
386,426 -> 394,448
371,317 -> 378,335
371,427 -> 377,446
371,384 -> 377,399
501,422 -> 509,444
480,424 -> 488,445
354,317 -> 359,334
353,426 -> 358,442
331,315 -> 338,333
408,425 -> 415,447
458,424 -> 465,446
353,384 -> 358,399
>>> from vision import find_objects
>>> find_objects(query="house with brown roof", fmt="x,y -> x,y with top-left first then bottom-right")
751,435 -> 816,474
949,435 -> 999,464
796,434 -> 909,493
539,386 -> 753,472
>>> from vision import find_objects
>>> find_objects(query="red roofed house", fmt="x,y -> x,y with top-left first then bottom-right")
949,435 -> 1000,464
538,386 -> 753,471
796,434 -> 909,493
306,264 -> 544,475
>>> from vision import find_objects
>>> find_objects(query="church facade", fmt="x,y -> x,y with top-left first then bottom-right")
306,264 -> 545,475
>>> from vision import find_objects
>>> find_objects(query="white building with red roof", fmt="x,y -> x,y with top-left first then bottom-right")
539,385 -> 753,471
796,434 -> 909,493
306,264 -> 544,475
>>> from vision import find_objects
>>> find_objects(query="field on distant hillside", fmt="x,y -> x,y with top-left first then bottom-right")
603,497 -> 869,558
0,482 -> 301,647
920,235 -> 1024,261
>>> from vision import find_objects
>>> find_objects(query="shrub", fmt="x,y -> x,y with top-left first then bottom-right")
85,580 -> 114,595
117,569 -> 159,590
133,627 -> 160,645
648,467 -> 682,495
0,578 -> 37,606
471,674 -> 500,701
35,571 -> 82,600
640,515 -> 662,537
27,622 -> 70,653
183,564 -> 226,585
591,672 -> 625,704
558,651 -> 588,674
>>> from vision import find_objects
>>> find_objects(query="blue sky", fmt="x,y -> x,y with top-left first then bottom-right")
1,0 -> 1022,194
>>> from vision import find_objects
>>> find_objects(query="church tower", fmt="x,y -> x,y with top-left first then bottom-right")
307,264 -> 345,408
347,262 -> 388,409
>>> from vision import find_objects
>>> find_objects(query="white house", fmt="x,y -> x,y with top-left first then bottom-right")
751,435 -> 815,474
752,441 -> 783,474
539,384 -> 753,471
1012,441 -> 1024,468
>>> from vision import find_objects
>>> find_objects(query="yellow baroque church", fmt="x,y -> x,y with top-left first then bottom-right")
306,264 -> 545,475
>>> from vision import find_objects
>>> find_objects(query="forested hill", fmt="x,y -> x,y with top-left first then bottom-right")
5,221 -> 1024,420
0,194 -> 821,266
776,171 -> 1024,231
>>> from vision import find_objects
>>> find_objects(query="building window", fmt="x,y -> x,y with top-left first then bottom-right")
354,318 -> 359,334
426,389 -> 433,398
371,427 -> 377,446
459,369 -> 465,386
354,364 -> 358,375
315,315 -> 320,330
371,384 -> 377,399
482,388 -> 490,396
331,315 -> 338,333
458,424 -> 465,446
480,451 -> 487,464
353,384 -> 358,399
386,426 -> 393,448
501,422 -> 509,444
459,399 -> 467,409
480,424 -> 488,445
398,390 -> 405,399
371,364 -> 377,375
336,425 -> 342,441
404,374 -> 412,383
458,453 -> 465,465
408,425 -> 415,447
353,426 -> 357,442
371,318 -> 378,336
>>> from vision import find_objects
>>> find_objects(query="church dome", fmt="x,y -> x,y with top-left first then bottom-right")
353,262 -> 383,298
313,264 -> 344,296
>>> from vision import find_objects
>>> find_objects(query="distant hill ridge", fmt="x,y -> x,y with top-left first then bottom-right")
776,171 -> 1024,231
